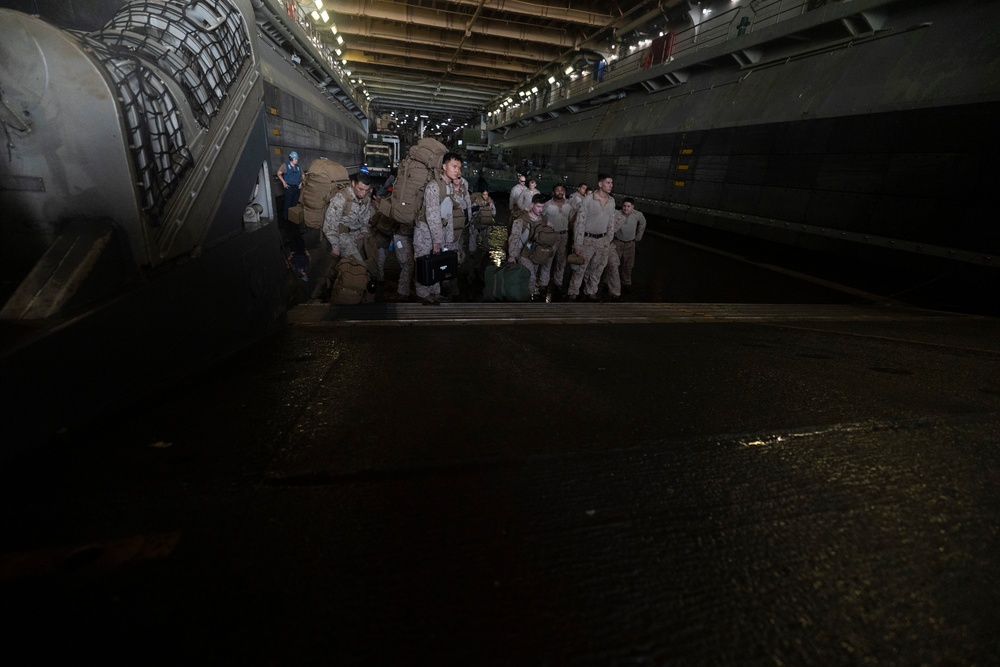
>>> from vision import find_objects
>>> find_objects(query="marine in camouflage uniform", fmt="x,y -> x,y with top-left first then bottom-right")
507,193 -> 554,298
568,174 -> 620,301
543,184 -> 574,293
414,152 -> 471,303
322,173 -> 373,263
611,197 -> 646,292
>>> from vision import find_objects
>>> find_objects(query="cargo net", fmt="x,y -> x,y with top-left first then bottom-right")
83,38 -> 194,224
84,0 -> 251,224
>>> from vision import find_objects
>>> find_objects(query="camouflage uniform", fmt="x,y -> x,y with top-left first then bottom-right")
468,192 -> 496,254
614,208 -> 646,286
414,175 -> 470,300
515,185 -> 540,216
322,189 -> 372,262
543,198 -> 573,289
393,230 -> 415,298
508,212 -> 554,295
508,181 -> 527,221
569,193 -> 619,298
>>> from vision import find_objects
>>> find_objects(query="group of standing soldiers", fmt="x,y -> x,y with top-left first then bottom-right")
302,153 -> 646,304
507,173 -> 647,301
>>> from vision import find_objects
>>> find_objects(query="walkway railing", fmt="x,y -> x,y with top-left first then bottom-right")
489,0 -> 817,127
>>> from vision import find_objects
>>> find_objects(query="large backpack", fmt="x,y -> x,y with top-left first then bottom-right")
471,193 -> 494,229
378,137 -> 448,231
517,215 -> 558,265
330,255 -> 375,305
298,158 -> 351,229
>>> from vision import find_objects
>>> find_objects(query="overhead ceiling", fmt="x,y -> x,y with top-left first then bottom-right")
299,0 -> 684,125
0,0 -> 685,128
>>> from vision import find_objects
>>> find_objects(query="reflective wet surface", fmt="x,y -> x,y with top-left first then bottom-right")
2,196 -> 999,665
1,298 -> 999,664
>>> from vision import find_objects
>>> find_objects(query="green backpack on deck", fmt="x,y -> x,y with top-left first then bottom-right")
483,263 -> 531,302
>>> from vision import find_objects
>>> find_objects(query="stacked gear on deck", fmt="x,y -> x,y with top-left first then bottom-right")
288,157 -> 351,229
330,255 -> 376,305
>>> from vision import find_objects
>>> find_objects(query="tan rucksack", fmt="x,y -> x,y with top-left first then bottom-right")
378,137 -> 448,230
300,158 -> 351,229
330,255 -> 375,305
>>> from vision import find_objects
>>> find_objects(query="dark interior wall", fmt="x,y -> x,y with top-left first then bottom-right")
505,101 -> 999,254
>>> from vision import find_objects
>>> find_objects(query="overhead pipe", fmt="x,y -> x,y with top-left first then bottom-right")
359,86 -> 501,106
341,47 -> 536,76
357,74 -> 504,97
321,0 -> 580,48
333,17 -> 565,61
437,0 -> 611,27
345,56 -> 522,81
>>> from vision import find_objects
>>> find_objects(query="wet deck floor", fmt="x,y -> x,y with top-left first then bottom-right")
1,223 -> 999,664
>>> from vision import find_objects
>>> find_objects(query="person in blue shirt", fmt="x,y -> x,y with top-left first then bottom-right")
277,151 -> 305,258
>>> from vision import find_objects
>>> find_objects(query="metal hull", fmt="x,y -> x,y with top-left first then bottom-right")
0,0 -> 369,453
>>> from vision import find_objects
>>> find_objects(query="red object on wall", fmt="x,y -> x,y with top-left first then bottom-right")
650,32 -> 676,65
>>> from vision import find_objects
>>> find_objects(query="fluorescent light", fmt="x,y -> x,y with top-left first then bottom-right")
564,65 -> 574,75
314,0 -> 323,9
330,24 -> 337,34
311,10 -> 319,21
321,10 -> 329,22
547,76 -> 555,84
336,34 -> 344,44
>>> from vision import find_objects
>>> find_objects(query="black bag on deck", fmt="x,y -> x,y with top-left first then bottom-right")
416,250 -> 458,286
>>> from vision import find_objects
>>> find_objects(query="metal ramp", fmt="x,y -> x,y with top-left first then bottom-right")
287,301 -> 963,327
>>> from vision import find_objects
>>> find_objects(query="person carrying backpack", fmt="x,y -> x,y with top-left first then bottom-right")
413,152 -> 472,304
507,193 -> 558,301
322,172 -> 374,263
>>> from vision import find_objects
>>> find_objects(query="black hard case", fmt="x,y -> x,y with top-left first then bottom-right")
415,250 -> 458,286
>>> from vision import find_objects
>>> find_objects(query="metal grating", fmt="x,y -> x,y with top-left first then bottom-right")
84,0 -> 252,225
287,302 -> 964,327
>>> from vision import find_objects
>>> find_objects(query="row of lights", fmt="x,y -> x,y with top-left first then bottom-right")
293,1 -> 373,102
485,1 -> 750,116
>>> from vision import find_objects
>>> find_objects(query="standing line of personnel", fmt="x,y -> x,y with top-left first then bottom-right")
505,173 -> 646,301
279,150 -> 645,304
